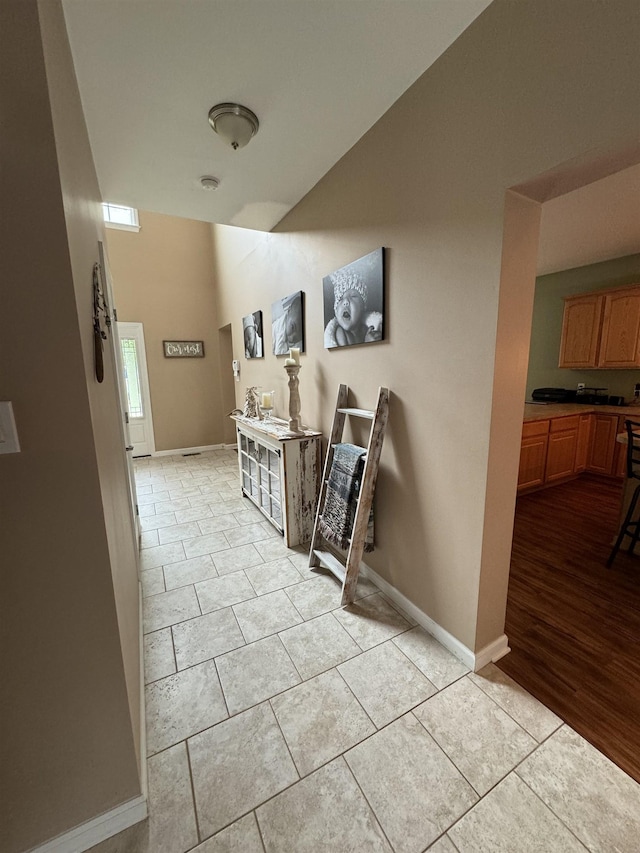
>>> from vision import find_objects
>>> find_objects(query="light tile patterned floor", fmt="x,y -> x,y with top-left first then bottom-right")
90,449 -> 640,853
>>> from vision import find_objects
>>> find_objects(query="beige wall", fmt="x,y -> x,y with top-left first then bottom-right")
0,3 -> 140,850
212,0 -> 640,653
39,0 -> 143,776
106,211 -> 225,452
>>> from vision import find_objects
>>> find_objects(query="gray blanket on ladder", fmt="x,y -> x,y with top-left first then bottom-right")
317,443 -> 374,553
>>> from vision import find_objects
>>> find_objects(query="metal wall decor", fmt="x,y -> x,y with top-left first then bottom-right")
93,261 -> 111,382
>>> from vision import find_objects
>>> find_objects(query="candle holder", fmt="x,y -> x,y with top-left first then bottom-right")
260,390 -> 275,422
284,363 -> 302,432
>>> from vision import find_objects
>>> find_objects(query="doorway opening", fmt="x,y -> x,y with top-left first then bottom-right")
484,153 -> 640,782
218,323 -> 237,446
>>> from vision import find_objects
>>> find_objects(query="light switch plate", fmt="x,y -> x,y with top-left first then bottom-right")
0,402 -> 21,454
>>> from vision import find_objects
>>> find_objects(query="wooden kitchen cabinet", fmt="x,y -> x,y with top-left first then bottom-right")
558,293 -> 604,368
587,413 -> 619,474
518,411 -> 625,494
574,413 -> 591,473
597,287 -> 640,368
558,283 -> 640,369
546,415 -> 579,482
613,421 -> 629,478
518,420 -> 549,492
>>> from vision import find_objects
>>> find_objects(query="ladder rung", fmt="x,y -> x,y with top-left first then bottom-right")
312,549 -> 346,583
336,407 -> 374,420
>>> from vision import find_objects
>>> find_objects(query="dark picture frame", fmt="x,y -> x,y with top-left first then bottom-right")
271,290 -> 305,356
323,248 -> 385,349
242,310 -> 264,358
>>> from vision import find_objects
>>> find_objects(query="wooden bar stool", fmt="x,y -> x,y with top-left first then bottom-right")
606,418 -> 640,567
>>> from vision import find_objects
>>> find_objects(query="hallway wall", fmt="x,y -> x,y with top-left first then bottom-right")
211,0 -> 640,654
106,211 -> 225,451
0,2 -> 141,850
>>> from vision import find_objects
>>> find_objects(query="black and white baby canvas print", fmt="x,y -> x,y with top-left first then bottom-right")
323,248 -> 385,349
271,291 -> 304,356
243,311 -> 263,358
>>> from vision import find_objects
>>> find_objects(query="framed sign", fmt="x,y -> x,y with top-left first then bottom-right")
163,340 -> 204,358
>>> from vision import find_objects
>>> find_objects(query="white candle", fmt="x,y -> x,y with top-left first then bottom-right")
289,347 -> 300,365
261,392 -> 273,408
284,358 -> 296,366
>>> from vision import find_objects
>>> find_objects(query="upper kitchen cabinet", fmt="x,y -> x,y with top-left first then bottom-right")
558,283 -> 640,369
598,286 -> 640,367
558,293 -> 603,368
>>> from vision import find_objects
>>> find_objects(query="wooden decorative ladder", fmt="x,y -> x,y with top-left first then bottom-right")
308,384 -> 389,605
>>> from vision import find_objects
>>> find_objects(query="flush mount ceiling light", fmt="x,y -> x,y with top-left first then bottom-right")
208,103 -> 259,150
200,176 -> 220,191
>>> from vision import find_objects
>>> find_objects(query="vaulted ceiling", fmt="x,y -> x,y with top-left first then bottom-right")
63,2 -> 639,270
62,0 -> 491,231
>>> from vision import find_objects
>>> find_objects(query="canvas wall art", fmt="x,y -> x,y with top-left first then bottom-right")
243,311 -> 264,358
271,291 -> 304,356
323,248 -> 385,349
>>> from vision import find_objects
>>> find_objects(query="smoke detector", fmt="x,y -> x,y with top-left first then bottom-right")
200,176 -> 220,191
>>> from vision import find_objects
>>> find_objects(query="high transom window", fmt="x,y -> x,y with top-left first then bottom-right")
102,203 -> 140,232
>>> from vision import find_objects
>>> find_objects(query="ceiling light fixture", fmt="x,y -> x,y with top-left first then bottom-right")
200,176 -> 220,191
208,103 -> 259,150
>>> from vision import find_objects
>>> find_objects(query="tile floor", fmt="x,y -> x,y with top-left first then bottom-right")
91,449 -> 640,853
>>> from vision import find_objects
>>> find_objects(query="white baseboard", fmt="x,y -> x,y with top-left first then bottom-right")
31,794 -> 147,853
32,588 -> 149,853
473,633 -> 511,669
360,562 -> 510,672
152,443 -> 224,457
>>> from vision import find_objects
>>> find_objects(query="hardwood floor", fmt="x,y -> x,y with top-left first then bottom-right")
497,474 -> 640,782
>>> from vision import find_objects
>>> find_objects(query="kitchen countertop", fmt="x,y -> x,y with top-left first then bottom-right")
523,402 -> 640,422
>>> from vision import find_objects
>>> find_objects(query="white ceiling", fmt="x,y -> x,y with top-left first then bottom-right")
62,0 -> 491,232
538,163 -> 640,276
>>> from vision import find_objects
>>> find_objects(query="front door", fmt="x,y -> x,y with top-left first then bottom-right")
117,321 -> 156,458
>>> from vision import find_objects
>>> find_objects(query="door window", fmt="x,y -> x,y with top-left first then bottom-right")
120,337 -> 144,418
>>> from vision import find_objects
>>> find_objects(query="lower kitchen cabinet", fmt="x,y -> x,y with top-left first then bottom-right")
574,414 -> 592,473
519,411 -> 626,494
546,415 -> 580,483
232,415 -> 321,547
518,420 -> 549,492
588,414 -> 619,475
613,423 -> 630,477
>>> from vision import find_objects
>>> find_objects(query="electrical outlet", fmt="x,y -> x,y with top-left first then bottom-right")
577,383 -> 585,391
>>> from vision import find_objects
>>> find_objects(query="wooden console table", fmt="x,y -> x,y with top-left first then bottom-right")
231,416 -> 321,547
